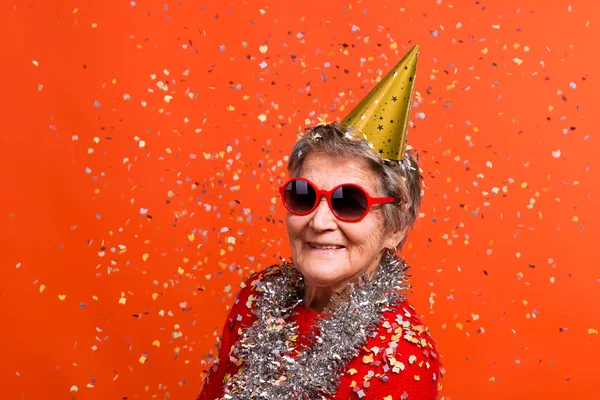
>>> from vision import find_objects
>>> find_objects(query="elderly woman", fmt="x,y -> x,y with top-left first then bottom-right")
198,46 -> 440,399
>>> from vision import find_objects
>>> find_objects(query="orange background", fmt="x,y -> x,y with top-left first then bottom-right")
1,0 -> 598,399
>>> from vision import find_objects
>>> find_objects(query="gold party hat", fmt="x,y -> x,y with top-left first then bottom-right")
341,45 -> 419,161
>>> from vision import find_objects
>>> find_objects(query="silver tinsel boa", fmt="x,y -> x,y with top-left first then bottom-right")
223,253 -> 410,399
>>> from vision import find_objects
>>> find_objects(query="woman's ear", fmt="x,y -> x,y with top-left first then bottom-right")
382,226 -> 408,251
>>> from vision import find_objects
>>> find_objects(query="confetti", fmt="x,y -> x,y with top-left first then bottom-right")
552,149 -> 561,158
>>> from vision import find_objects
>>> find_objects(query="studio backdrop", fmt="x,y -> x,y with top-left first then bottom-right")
1,0 -> 598,399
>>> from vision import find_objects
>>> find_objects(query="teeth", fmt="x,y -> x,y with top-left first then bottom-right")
311,244 -> 343,250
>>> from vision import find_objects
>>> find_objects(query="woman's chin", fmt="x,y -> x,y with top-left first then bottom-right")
294,247 -> 352,285
296,263 -> 345,287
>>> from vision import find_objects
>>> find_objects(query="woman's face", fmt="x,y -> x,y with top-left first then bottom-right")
286,152 -> 404,290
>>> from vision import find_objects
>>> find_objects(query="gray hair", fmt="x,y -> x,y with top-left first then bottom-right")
286,123 -> 422,250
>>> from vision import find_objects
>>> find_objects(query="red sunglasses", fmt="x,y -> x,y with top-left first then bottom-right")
279,178 -> 396,222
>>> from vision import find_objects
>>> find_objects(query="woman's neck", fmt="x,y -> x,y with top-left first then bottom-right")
301,263 -> 382,312
299,253 -> 388,312
302,283 -> 335,312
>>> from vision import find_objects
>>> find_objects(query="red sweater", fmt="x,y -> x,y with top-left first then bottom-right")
198,268 -> 441,399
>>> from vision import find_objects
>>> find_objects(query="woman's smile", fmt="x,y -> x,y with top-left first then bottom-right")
305,242 -> 347,256
307,242 -> 345,250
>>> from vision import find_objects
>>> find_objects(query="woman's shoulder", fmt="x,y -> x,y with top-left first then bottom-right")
336,299 -> 441,399
226,263 -> 288,324
376,300 -> 441,381
379,300 -> 439,356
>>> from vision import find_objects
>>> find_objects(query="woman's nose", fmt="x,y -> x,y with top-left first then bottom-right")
309,197 -> 338,231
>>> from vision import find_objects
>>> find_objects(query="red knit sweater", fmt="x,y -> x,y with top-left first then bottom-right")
198,268 -> 441,399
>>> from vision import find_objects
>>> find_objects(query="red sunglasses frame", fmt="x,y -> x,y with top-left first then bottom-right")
279,177 -> 396,222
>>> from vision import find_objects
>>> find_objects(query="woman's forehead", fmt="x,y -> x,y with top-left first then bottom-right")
298,153 -> 380,190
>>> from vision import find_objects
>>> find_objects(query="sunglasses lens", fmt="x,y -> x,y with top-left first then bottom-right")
331,185 -> 368,220
283,179 -> 317,214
